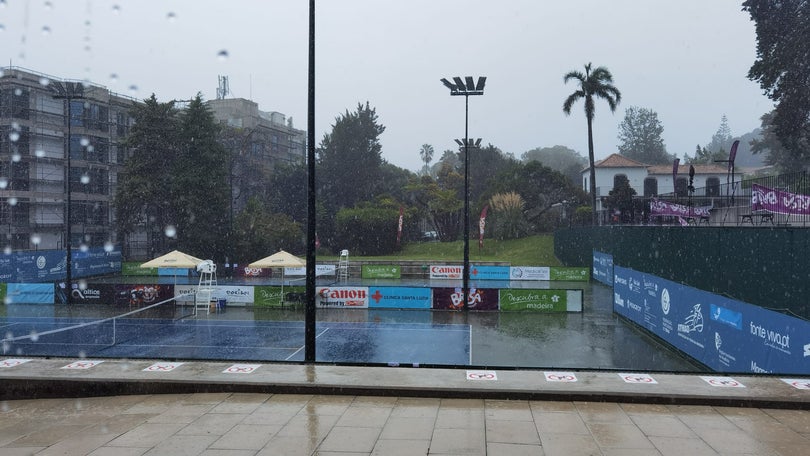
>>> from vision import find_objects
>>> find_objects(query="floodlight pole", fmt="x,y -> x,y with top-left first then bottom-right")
441,76 -> 486,311
304,0 -> 317,362
52,81 -> 85,306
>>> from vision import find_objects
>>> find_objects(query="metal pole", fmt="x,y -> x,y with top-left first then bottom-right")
304,0 -> 317,362
463,94 -> 469,312
65,101 -> 73,305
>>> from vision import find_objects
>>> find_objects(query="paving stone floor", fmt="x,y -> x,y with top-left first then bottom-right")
1,392 -> 808,455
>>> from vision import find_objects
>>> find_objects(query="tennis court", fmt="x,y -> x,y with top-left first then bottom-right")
0,304 -> 472,365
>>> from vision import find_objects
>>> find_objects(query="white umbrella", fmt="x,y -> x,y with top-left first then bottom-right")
248,250 -> 306,305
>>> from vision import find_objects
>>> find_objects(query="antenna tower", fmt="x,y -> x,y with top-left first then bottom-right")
216,75 -> 230,100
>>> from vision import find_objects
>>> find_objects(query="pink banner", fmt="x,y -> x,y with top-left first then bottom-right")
478,204 -> 489,249
751,184 -> 810,215
396,206 -> 403,246
649,198 -> 712,218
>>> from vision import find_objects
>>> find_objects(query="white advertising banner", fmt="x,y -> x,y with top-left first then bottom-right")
429,265 -> 463,279
316,286 -> 369,308
174,285 -> 255,303
510,266 -> 551,281
285,264 -> 336,276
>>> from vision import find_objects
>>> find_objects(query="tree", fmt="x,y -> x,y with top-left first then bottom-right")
419,143 -> 434,176
232,198 -> 303,262
171,94 -> 230,260
488,192 -> 529,240
743,0 -> 810,170
705,114 -> 733,154
605,175 -> 637,223
563,63 -> 622,224
751,111 -> 799,172
521,145 -> 587,185
689,144 -> 728,165
114,94 -> 180,257
617,106 -> 671,164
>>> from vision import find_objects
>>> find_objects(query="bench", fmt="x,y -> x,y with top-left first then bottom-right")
738,213 -> 774,226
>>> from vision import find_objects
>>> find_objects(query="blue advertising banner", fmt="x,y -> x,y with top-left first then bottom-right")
368,286 -> 432,309
6,283 -> 55,304
1,247 -> 122,283
469,265 -> 510,281
592,250 -> 613,286
613,266 -> 810,375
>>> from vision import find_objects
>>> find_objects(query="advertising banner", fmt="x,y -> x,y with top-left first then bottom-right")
499,289 -> 567,312
15,251 -> 67,282
71,247 -> 122,278
429,265 -> 463,280
649,198 -> 712,218
122,262 -> 156,276
232,265 -> 271,277
158,267 -> 195,277
432,287 -> 498,311
174,285 -> 254,303
285,264 -> 336,276
254,285 -> 305,307
751,183 -> 810,215
592,251 -> 614,286
549,267 -> 589,282
114,284 -> 174,306
368,286 -> 431,309
613,266 -> 810,375
469,265 -> 510,281
361,265 -> 401,279
316,286 -> 369,308
55,283 -> 117,305
6,283 -> 54,304
509,266 -> 550,281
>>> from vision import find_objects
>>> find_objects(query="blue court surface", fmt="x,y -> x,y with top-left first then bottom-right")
0,316 -> 471,365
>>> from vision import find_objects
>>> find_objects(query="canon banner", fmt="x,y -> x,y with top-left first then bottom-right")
316,286 -> 369,308
751,183 -> 810,215
649,198 -> 712,218
429,265 -> 463,280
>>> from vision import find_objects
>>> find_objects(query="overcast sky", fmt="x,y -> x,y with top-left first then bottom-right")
2,0 -> 772,172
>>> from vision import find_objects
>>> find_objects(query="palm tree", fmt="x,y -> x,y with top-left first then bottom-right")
563,63 -> 621,224
419,143 -> 435,176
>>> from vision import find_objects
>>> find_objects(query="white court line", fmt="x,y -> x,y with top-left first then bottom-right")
469,324 -> 473,365
285,327 -> 330,361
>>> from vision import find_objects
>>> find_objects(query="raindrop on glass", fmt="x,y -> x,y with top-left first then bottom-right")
35,148 -> 45,158
8,197 -> 17,206
41,26 -> 51,36
11,153 -> 20,162
44,1 -> 52,10
79,244 -> 89,252
166,12 -> 177,22
0,402 -> 8,412
80,174 -> 90,184
30,234 -> 41,245
3,246 -> 11,255
104,241 -> 114,252
8,131 -> 19,142
217,49 -> 229,61
0,178 -> 7,189
38,77 -> 50,86
165,225 -> 177,238
80,137 -> 90,147
86,145 -> 94,152
13,88 -> 21,96
112,4 -> 121,14
0,24 -> 4,32
74,399 -> 84,410
128,84 -> 138,93
78,350 -> 86,358
29,330 -> 39,342
109,73 -> 118,83
4,332 -> 11,340
78,280 -> 87,290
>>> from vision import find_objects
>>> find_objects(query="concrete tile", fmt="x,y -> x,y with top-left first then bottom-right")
620,403 -> 671,415
255,435 -> 320,456
440,398 -> 486,409
725,415 -> 808,443
177,412 -> 247,436
304,395 -> 353,416
529,401 -> 578,413
142,434 -> 218,456
486,419 -> 541,445
372,438 -> 430,455
106,422 -> 186,447
435,407 -> 485,429
243,403 -> 304,425
587,422 -> 655,449
0,449 -> 47,456
275,413 -> 340,441
318,425 -> 381,453
147,403 -> 217,424
210,393 -> 271,414
88,447 -> 148,456
486,442 -> 545,455
601,449 -> 661,456
352,395 -> 398,407
629,414 -> 696,438
199,450 -> 257,456
7,423 -> 90,447
182,392 -> 233,405
210,423 -> 282,450
335,405 -> 391,427
692,427 -> 775,454
391,398 -> 440,418
379,416 -> 436,440
34,433 -> 116,456
533,411 -> 589,435
486,400 -> 534,421
539,432 -> 602,456
83,413 -> 155,435
763,408 -> 810,434
430,427 -> 486,455
649,436 -> 721,456
574,401 -> 633,424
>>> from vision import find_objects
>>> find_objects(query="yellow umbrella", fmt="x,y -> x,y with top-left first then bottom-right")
140,250 -> 204,269
249,250 -> 306,304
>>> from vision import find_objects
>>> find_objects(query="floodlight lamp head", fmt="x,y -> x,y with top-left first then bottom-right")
454,139 -> 464,147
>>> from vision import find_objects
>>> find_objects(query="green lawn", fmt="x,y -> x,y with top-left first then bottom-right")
322,234 -> 561,266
